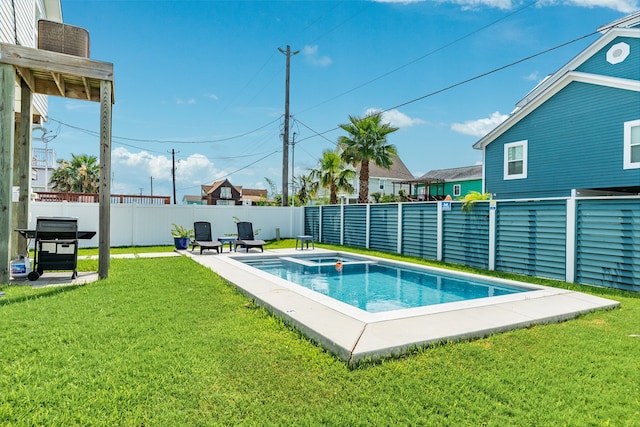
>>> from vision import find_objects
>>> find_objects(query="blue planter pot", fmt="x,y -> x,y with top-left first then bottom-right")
174,237 -> 190,250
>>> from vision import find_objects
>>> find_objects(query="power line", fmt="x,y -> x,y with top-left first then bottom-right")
293,28 -> 602,146
47,116 -> 283,144
297,0 -> 541,115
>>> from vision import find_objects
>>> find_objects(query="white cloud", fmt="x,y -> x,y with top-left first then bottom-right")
112,147 -> 222,196
377,0 -> 638,11
435,0 -> 513,10
302,45 -> 332,67
524,71 -> 539,81
451,111 -> 508,137
176,98 -> 196,105
542,0 -> 639,12
206,94 -> 219,101
365,108 -> 425,128
374,0 -> 425,3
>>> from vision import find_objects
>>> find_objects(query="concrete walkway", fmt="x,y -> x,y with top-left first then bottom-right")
8,252 -> 181,288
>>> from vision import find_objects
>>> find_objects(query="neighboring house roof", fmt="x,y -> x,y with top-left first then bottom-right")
241,188 -> 267,199
182,195 -> 203,203
474,23 -> 640,150
419,165 -> 482,182
359,154 -> 415,180
200,180 -> 267,202
201,179 -> 238,195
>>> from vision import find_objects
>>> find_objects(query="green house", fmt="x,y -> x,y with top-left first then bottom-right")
410,165 -> 482,200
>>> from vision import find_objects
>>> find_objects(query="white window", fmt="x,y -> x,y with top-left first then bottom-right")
216,199 -> 234,206
624,119 -> 640,170
379,179 -> 385,190
504,140 -> 528,180
220,187 -> 232,199
453,184 -> 461,197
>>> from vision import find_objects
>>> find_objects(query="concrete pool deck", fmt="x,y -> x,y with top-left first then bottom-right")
186,248 -> 620,365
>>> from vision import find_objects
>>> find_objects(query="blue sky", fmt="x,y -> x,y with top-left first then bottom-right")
46,0 -> 636,201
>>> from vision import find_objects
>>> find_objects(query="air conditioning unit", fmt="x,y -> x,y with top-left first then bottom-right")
38,20 -> 90,58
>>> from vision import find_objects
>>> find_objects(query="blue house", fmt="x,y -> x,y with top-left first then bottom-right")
473,12 -> 640,199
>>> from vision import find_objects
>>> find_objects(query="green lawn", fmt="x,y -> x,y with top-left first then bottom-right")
1,242 -> 638,425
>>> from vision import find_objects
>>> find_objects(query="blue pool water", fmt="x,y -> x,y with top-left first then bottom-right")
239,254 -> 531,313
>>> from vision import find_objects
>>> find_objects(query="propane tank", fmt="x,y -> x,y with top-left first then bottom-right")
10,255 -> 31,279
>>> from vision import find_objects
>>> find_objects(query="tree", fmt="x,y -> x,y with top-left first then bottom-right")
338,113 -> 399,204
293,173 -> 318,206
49,154 -> 100,193
309,149 -> 355,205
264,177 -> 282,206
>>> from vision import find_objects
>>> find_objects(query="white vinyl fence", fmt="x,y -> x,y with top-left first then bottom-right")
28,202 -> 305,248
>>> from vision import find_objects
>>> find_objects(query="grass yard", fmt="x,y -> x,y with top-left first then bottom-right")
1,242 -> 639,425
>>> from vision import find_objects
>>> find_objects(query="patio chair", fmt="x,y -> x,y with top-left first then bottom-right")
234,221 -> 265,252
191,221 -> 222,254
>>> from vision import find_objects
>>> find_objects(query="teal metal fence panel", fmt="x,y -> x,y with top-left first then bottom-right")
495,200 -> 567,280
576,199 -> 640,292
321,206 -> 341,245
369,204 -> 398,252
343,205 -> 367,248
442,203 -> 489,269
402,203 -> 437,260
304,197 -> 640,292
304,206 -> 320,242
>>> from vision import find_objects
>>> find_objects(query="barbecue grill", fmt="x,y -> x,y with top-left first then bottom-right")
28,217 -> 80,281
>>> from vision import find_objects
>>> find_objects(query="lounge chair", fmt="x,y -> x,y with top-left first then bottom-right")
191,221 -> 222,254
234,222 -> 265,252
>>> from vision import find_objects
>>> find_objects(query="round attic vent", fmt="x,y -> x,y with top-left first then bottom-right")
606,42 -> 630,65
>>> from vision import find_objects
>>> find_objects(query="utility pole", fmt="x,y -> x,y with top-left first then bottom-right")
150,176 -> 153,196
291,131 -> 297,207
278,45 -> 299,207
169,149 -> 179,204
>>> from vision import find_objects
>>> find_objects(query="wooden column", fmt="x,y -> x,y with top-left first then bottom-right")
0,64 -> 16,283
98,80 -> 112,279
11,78 -> 33,256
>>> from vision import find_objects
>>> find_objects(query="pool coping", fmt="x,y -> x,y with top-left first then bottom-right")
186,248 -> 620,365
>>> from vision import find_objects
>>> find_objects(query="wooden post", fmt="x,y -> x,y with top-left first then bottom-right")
0,64 -> 16,282
98,80 -> 112,279
12,78 -> 33,256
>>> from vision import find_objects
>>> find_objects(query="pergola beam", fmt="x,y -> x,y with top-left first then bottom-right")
51,71 -> 65,97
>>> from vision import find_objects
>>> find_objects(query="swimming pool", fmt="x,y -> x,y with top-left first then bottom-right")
188,248 -> 619,364
240,254 -> 529,313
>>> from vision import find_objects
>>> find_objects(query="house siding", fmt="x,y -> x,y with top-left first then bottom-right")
576,36 -> 640,81
485,82 -> 640,199
1,0 -> 51,119
428,179 -> 482,198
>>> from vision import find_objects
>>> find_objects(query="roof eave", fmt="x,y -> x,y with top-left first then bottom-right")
473,72 -> 640,150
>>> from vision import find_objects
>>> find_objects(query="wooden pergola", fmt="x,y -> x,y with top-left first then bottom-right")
0,43 -> 114,282
393,177 -> 446,201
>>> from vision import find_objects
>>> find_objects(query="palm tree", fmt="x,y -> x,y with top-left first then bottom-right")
50,154 -> 100,193
309,150 -> 355,205
338,113 -> 398,204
